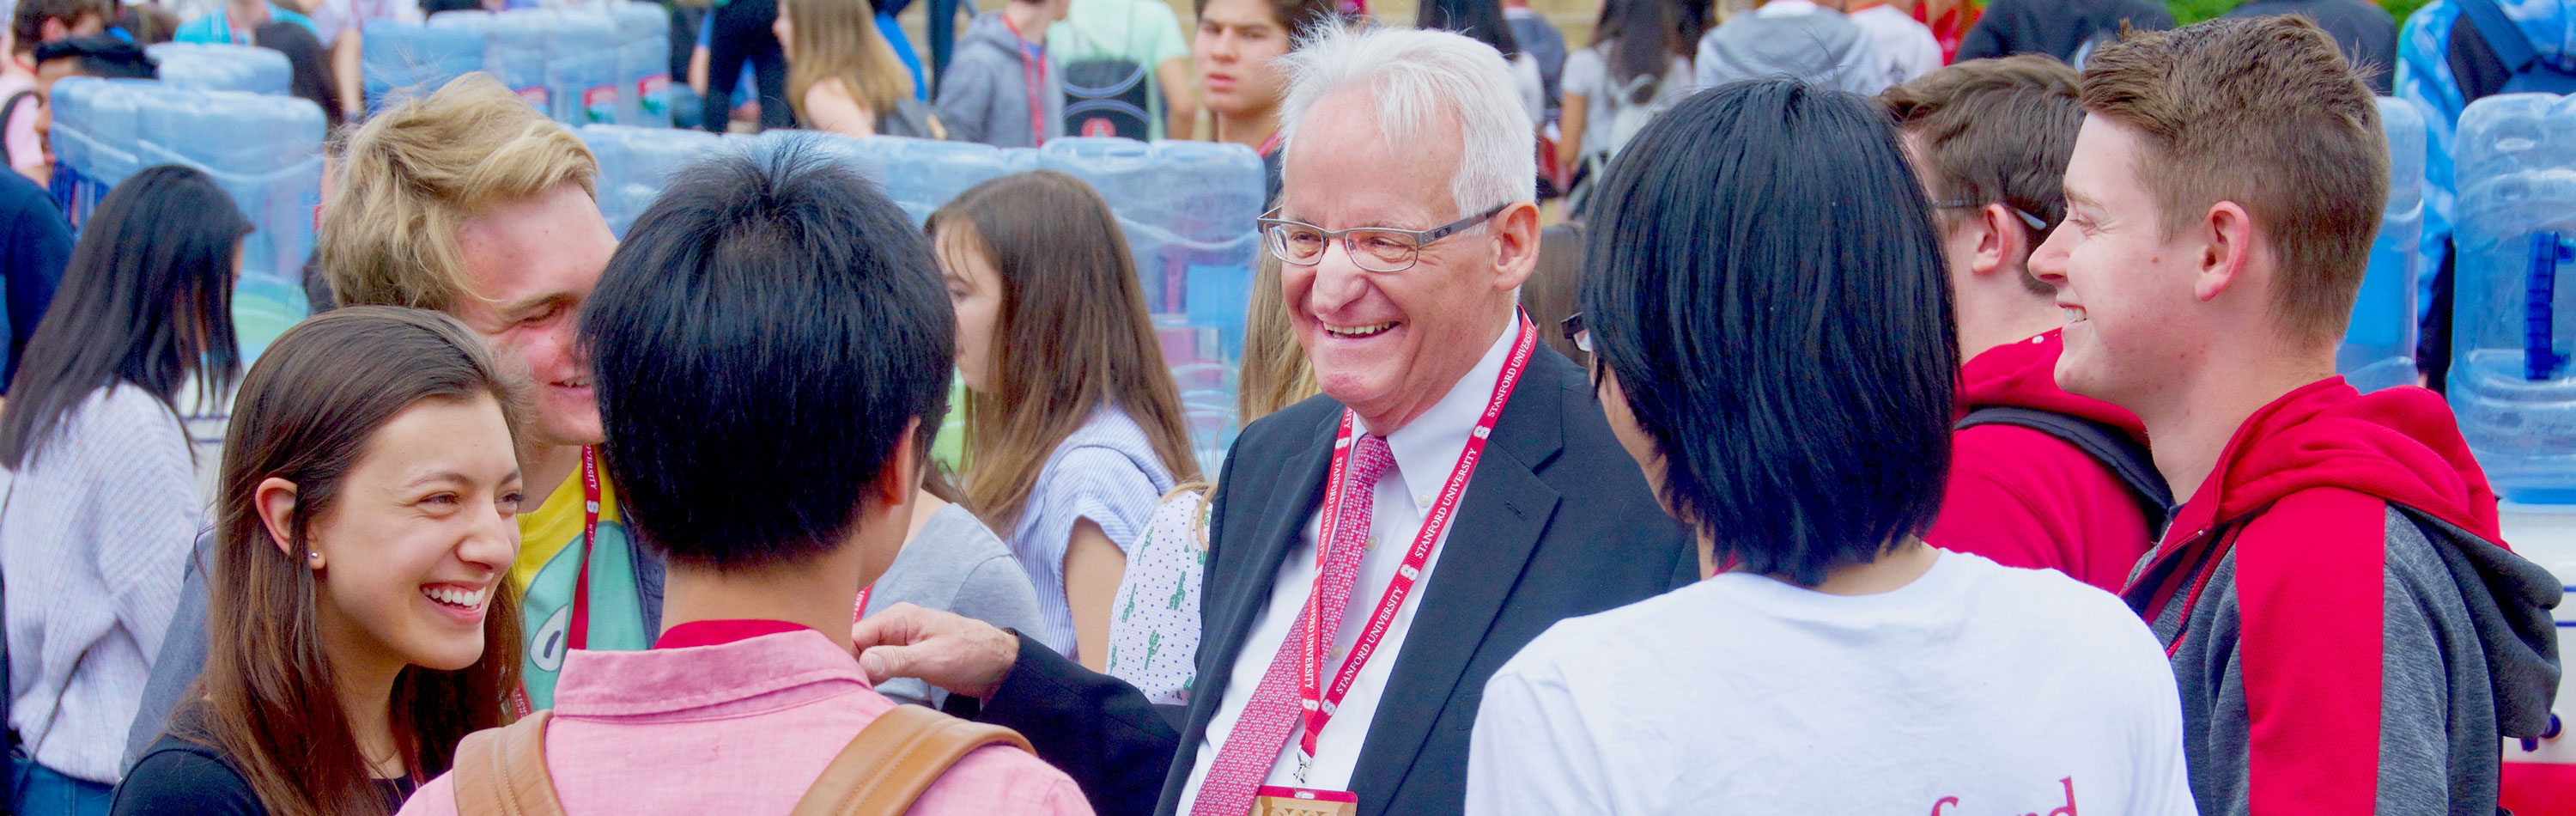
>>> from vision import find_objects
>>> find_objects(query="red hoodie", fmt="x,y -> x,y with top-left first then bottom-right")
2124,377 -> 2561,816
1925,330 -> 2156,593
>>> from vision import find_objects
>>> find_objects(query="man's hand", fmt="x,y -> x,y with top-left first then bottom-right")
851,603 -> 1021,699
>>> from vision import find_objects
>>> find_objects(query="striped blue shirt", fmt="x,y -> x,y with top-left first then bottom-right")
1008,405 -> 1176,658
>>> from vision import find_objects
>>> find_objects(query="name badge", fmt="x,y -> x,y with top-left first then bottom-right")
1252,785 -> 1358,816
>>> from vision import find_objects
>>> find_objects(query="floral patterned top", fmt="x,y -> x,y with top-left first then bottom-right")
1102,488 -> 1210,705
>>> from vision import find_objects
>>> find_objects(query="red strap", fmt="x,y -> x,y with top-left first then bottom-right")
508,446 -> 603,719
2233,489 -> 2387,814
1293,312 -> 1536,769
852,584 -> 874,623
1001,13 -> 1048,146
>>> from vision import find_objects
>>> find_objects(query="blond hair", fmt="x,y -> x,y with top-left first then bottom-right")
781,0 -> 913,122
1236,251 -> 1318,425
319,73 -> 598,312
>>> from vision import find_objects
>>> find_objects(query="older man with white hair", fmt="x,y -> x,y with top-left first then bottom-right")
850,24 -> 1693,816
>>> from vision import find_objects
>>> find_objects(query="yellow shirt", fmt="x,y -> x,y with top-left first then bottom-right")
513,463 -> 623,594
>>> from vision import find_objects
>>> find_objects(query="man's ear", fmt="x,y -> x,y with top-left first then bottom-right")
1492,200 -> 1541,293
2195,201 -> 2256,303
1966,204 -> 2028,280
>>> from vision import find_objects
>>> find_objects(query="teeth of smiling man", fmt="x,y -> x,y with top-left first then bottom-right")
2063,308 -> 2086,321
422,585 -> 486,608
1325,322 -> 1394,338
559,377 -> 592,388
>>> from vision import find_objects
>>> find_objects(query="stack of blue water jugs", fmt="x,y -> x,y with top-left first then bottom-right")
47,76 -> 325,362
148,43 -> 292,96
368,3 -> 668,126
579,128 -> 1264,470
2450,93 -> 2576,503
2343,97 -> 2432,393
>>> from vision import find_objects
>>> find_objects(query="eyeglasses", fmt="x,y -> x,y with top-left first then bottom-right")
1560,312 -> 1589,354
1257,203 -> 1512,273
1932,199 -> 2051,233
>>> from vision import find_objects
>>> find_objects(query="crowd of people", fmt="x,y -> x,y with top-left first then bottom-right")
0,0 -> 2567,809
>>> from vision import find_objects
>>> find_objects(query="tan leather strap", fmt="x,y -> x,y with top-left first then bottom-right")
788,704 -> 1039,816
451,711 -> 568,816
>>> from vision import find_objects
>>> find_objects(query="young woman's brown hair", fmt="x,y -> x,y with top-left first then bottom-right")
179,306 -> 526,816
928,170 -> 1204,534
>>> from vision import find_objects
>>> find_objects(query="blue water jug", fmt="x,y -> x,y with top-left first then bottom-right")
550,9 -> 619,125
363,20 -> 485,118
609,2 -> 671,127
576,124 -> 727,234
2344,97 -> 2429,393
148,43 -> 293,95
2449,92 -> 2576,502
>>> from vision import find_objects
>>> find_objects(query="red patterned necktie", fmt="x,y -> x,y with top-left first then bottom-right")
1190,434 -> 1395,816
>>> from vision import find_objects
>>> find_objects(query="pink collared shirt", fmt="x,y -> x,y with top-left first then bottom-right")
397,629 -> 1093,815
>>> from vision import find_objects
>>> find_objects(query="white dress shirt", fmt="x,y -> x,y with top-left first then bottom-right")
1176,322 -> 1522,811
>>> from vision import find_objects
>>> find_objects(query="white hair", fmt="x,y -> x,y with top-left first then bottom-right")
1275,25 -> 1537,216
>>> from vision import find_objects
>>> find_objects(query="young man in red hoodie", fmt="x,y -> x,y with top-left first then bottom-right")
1880,54 -> 2162,594
2032,16 -> 2562,815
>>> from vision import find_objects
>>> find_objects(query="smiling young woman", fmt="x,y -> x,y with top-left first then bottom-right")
109,307 -> 527,816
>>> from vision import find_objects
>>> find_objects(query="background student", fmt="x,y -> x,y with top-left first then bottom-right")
936,0 -> 1068,147
775,0 -> 945,138
930,169 -> 1200,669
1189,0 -> 1338,204
0,165 -> 247,816
1466,80 -> 2194,814
112,308 -> 525,816
861,427 -> 1048,710
1556,0 -> 1693,215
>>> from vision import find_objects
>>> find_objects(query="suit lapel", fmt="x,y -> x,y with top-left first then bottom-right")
1349,363 -> 1571,807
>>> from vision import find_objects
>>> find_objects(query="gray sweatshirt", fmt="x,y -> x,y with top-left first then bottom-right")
1692,1 -> 1886,95
936,10 -> 1069,148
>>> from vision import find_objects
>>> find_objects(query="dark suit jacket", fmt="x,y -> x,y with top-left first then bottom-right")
981,344 -> 1695,816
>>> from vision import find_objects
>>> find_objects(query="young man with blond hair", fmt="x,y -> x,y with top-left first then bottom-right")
318,72 -> 652,712
2032,17 -> 2561,814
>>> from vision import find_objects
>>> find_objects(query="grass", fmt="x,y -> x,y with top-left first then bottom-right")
2166,0 -> 2433,26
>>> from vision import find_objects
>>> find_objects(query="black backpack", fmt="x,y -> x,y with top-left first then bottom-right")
2457,0 -> 2576,94
1955,406 -> 2176,539
1060,57 -> 1152,140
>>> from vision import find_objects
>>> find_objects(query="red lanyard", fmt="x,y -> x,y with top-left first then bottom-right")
1255,130 -> 1283,157
508,446 -> 602,718
1001,13 -> 1048,146
853,584 -> 874,623
1292,311 -> 1535,781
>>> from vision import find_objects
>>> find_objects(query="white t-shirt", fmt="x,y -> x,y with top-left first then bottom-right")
1850,5 -> 1942,88
1467,550 -> 2195,816
1558,42 -> 1694,160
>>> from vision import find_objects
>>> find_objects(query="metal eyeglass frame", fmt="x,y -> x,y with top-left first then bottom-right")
1256,202 -> 1513,272
1931,199 -> 2050,233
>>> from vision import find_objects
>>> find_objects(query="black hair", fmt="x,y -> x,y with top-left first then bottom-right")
580,138 -> 953,569
1594,0 -> 1680,88
0,164 -> 246,468
254,21 -> 342,125
1583,80 -> 1958,588
9,0 -> 100,57
1419,0 -> 1521,58
32,34 -> 154,79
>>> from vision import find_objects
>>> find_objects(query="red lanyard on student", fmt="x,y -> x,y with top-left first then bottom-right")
1291,310 -> 1535,783
507,446 -> 602,718
1255,130 -> 1283,158
852,584 -> 874,622
1001,13 -> 1048,146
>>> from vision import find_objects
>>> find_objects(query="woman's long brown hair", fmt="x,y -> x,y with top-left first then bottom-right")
931,170 -> 1205,533
174,307 -> 526,816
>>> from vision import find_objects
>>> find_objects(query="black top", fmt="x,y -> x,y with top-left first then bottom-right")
111,732 -> 416,816
976,343 -> 1698,816
0,170 -> 69,392
2223,0 -> 2397,93
1954,0 -> 2178,64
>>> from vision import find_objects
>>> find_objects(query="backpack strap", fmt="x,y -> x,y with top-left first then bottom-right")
2457,0 -> 2543,75
1956,405 -> 2176,533
789,703 -> 1038,816
0,90 -> 37,169
451,711 -> 568,816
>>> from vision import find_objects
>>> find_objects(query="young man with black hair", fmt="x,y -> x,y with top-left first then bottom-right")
396,143 -> 1089,815
1879,55 -> 2159,594
2035,16 -> 2561,814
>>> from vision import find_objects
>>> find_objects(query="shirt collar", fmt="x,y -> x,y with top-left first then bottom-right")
653,619 -> 814,649
1381,317 -> 1522,507
555,628 -> 867,717
1754,0 -> 1825,17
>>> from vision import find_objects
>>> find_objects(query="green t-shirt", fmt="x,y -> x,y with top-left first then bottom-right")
1045,0 -> 1192,139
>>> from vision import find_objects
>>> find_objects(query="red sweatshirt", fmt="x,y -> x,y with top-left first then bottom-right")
2123,377 -> 2561,816
1925,330 -> 2156,593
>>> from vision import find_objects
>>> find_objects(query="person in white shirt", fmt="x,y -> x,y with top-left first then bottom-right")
1846,0 -> 1941,87
1693,0 -> 1886,94
1465,78 -> 2195,816
848,25 -> 1695,816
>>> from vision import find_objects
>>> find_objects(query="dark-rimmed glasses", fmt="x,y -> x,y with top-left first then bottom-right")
1257,203 -> 1511,272
1932,199 -> 2050,233
1560,312 -> 1589,354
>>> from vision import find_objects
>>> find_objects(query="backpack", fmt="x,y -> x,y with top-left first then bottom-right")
451,705 -> 1036,816
2456,0 -> 2576,94
1953,406 -> 2176,538
1596,70 -> 1669,168
1060,56 -> 1153,140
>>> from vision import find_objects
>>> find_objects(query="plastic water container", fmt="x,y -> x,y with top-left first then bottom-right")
577,124 -> 726,234
48,78 -> 325,364
609,2 -> 671,127
549,9 -> 619,125
437,10 -> 550,111
2449,92 -> 2576,502
2344,97 -> 2428,393
362,19 -> 485,118
147,43 -> 292,95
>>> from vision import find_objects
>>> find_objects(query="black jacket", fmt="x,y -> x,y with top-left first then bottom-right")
979,344 -> 1697,816
1955,0 -> 2177,64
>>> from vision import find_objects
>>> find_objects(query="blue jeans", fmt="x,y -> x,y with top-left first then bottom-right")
9,757 -> 112,816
